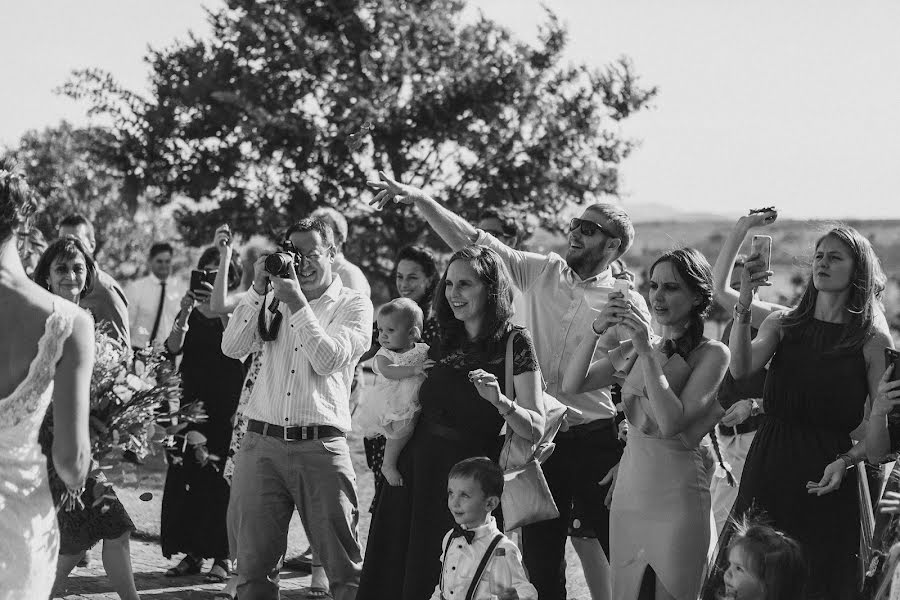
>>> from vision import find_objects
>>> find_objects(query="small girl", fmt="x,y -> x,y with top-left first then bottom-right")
354,298 -> 432,486
720,522 -> 806,600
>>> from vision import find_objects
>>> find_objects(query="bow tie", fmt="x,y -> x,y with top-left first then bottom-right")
450,523 -> 476,544
661,336 -> 693,359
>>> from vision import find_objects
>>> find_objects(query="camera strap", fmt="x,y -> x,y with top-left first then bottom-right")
258,298 -> 283,341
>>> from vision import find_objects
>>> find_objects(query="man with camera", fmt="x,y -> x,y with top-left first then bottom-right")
221,218 -> 373,600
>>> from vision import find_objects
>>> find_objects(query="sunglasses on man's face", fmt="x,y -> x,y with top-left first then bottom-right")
568,217 -> 616,238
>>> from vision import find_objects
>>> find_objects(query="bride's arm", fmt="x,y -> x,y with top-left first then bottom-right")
52,311 -> 93,489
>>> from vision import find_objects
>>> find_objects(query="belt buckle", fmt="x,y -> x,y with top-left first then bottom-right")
283,425 -> 292,442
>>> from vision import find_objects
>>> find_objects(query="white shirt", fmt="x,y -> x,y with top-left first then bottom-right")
125,275 -> 185,349
474,230 -> 650,423
430,516 -> 537,600
220,276 -> 373,431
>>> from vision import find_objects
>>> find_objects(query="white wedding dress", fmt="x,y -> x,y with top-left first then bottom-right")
0,300 -> 81,599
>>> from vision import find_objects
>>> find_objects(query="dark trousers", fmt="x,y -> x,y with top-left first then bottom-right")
522,419 -> 622,600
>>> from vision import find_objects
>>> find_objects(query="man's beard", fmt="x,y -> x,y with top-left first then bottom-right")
565,247 -> 604,276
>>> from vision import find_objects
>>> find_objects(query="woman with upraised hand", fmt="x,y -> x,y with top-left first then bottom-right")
702,226 -> 892,600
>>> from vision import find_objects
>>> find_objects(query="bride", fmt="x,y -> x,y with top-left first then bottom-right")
0,160 -> 93,599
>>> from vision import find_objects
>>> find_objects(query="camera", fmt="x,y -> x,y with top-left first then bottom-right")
264,242 -> 302,278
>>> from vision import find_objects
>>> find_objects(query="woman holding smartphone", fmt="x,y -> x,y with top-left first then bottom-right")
702,226 -> 892,600
563,248 -> 729,600
160,246 -> 247,583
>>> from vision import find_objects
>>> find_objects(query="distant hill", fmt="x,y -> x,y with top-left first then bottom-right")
624,202 -> 734,224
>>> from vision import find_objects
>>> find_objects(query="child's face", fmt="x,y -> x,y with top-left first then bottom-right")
377,312 -> 414,351
447,476 -> 496,529
723,545 -> 765,600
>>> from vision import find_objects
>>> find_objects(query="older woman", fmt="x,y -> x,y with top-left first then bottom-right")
33,238 -> 140,600
703,226 -> 892,600
358,246 -> 546,600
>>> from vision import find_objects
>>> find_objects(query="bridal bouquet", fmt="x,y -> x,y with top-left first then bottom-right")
88,325 -> 207,461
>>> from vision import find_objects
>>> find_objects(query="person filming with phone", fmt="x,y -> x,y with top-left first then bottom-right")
160,246 -> 248,583
221,217 -> 373,600
702,226 -> 893,600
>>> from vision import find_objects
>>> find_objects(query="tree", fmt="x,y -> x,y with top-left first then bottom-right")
62,0 -> 657,292
4,122 -> 181,279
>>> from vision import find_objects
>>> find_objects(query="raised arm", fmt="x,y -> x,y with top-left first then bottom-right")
52,310 -> 93,489
210,225 -> 247,314
712,211 -> 784,326
729,252 -> 781,378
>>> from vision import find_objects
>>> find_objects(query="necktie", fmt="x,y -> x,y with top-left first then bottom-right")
148,280 -> 167,346
449,523 -> 476,544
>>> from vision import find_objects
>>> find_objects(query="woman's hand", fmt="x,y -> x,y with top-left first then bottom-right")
367,171 -> 427,210
617,303 -> 653,355
871,365 -> 900,418
213,225 -> 232,251
415,359 -> 436,376
879,490 -> 900,514
593,293 -> 630,336
468,369 -> 501,405
600,463 -> 619,508
806,459 -> 848,496
738,209 -> 778,231
180,291 -> 197,313
739,253 -> 774,300
720,399 -> 753,428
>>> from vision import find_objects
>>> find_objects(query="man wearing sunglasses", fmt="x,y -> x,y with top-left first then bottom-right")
369,171 -> 650,600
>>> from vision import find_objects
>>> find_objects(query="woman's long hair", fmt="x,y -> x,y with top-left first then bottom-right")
393,244 -> 439,317
433,246 -> 514,352
33,237 -> 97,300
781,226 -> 884,353
648,247 -> 714,354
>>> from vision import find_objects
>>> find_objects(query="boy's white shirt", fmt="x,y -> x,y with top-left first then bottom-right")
429,516 -> 537,600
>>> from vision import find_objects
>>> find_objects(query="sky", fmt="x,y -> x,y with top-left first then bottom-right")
1,1 -> 898,220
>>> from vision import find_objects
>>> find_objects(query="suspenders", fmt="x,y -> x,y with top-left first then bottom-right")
439,533 -> 505,600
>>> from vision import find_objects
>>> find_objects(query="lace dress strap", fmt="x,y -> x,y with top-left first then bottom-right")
0,299 -> 83,427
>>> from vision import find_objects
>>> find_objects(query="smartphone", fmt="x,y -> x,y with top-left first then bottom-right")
612,278 -> 631,298
885,348 -> 900,382
751,235 -> 772,272
189,269 -> 216,293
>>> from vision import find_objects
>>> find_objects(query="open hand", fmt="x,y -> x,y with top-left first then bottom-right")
367,171 -> 425,210
806,459 -> 847,496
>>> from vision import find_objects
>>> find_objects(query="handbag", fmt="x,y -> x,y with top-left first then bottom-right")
498,329 -> 568,531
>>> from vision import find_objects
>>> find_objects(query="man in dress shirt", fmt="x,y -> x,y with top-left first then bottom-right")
369,175 -> 649,600
222,217 -> 373,600
58,213 -> 130,347
125,242 -> 183,351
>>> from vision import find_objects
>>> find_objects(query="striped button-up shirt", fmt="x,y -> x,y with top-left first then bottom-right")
474,230 -> 650,424
221,276 -> 373,432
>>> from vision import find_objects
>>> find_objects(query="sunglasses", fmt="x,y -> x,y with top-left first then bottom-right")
568,218 -> 617,238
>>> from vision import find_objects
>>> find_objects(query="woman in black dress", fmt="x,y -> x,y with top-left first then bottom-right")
703,226 -> 892,600
358,246 -> 546,600
360,244 -> 441,511
34,238 -> 140,600
161,246 -> 247,582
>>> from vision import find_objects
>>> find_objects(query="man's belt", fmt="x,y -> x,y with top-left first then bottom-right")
247,419 -> 344,441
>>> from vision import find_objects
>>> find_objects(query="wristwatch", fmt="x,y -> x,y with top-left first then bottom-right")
748,399 -> 762,417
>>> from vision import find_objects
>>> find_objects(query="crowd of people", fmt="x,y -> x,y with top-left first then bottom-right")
2,156 -> 900,600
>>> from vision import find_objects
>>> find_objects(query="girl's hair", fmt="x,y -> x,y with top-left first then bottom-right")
648,247 -> 714,354
377,297 -> 424,337
197,246 -> 243,291
0,159 -> 35,243
433,246 -> 514,350
728,522 -> 806,600
33,237 -> 97,300
781,226 -> 884,353
393,245 -> 439,315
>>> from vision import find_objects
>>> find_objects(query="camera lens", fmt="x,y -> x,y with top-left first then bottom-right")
264,252 -> 292,277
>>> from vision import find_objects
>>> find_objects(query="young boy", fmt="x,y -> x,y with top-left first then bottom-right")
430,457 -> 537,600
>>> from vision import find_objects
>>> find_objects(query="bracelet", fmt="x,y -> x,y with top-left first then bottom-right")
734,303 -> 751,324
591,321 -> 607,336
498,401 -> 516,417
836,453 -> 855,470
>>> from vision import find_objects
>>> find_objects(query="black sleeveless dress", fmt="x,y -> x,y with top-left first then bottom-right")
358,326 -> 538,600
703,319 -> 868,600
160,310 -> 246,559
